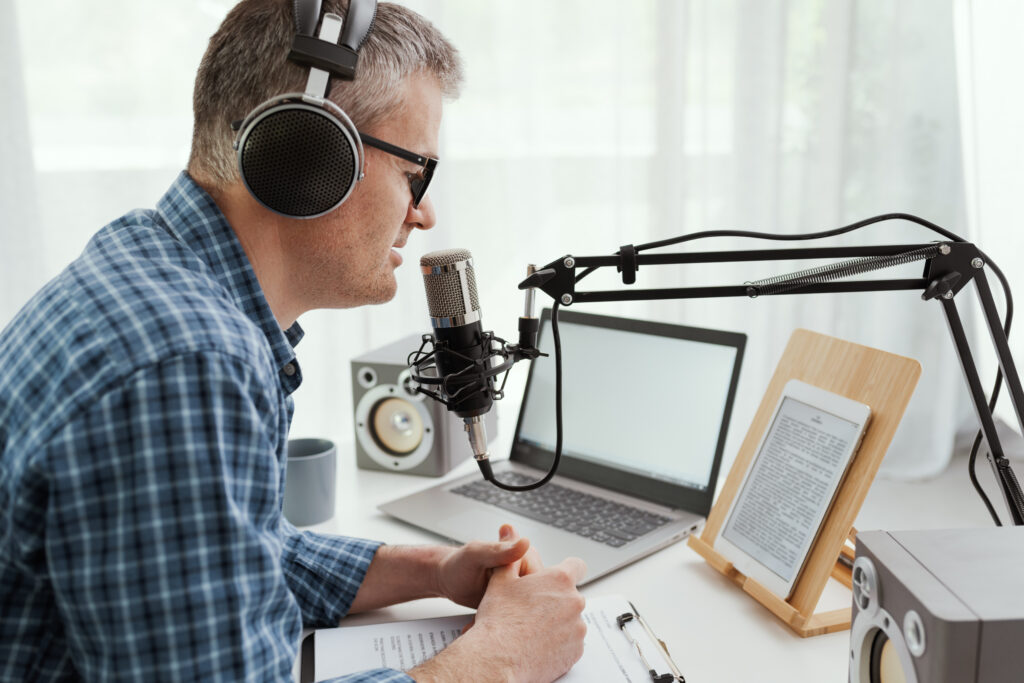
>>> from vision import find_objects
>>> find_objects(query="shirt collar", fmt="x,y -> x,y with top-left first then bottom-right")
155,172 -> 304,387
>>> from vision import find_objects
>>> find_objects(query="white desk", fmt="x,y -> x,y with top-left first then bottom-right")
307,440 -> 995,683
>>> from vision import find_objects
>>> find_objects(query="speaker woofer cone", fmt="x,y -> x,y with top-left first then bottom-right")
369,397 -> 425,455
869,629 -> 909,683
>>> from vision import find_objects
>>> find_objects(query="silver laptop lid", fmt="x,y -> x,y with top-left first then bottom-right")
510,309 -> 745,516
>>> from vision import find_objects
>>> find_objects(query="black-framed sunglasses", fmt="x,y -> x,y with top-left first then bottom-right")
359,132 -> 438,208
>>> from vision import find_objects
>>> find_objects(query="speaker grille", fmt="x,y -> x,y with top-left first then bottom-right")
240,107 -> 357,218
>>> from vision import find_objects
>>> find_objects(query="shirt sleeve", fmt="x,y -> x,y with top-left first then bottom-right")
278,518 -> 383,627
43,350 -> 409,682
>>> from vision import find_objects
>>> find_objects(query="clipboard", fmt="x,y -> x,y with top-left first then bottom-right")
617,602 -> 685,682
299,595 -> 684,682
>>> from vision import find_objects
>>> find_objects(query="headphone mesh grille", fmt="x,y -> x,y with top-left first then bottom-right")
240,108 -> 356,217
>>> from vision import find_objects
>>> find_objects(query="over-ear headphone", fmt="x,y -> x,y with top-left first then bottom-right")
233,0 -> 378,219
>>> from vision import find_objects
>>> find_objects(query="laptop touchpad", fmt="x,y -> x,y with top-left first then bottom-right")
437,510 -> 523,544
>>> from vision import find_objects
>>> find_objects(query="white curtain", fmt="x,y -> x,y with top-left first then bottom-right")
2,0 -> 970,480
954,0 -> 1024,458
1,0 -> 43,322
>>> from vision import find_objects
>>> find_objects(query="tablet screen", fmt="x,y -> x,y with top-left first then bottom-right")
720,397 -> 863,582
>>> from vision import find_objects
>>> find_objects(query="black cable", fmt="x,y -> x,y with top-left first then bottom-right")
481,300 -> 564,492
632,212 -> 965,252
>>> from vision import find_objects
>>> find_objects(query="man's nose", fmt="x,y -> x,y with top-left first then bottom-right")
408,193 -> 437,231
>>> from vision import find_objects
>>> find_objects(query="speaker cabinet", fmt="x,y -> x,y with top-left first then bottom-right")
850,528 -> 1024,683
352,334 -> 496,476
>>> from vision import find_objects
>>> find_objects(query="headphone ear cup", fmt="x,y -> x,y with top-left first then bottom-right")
237,102 -> 360,218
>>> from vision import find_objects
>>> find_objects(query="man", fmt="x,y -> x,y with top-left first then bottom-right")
0,1 -> 587,681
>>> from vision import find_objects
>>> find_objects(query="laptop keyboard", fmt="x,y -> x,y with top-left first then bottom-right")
451,472 -> 672,548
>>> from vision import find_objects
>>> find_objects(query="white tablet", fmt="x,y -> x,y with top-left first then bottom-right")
715,379 -> 871,599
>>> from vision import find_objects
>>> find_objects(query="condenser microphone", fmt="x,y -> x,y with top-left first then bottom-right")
420,248 -> 494,460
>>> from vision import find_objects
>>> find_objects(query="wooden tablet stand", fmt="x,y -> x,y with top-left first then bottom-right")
687,329 -> 921,637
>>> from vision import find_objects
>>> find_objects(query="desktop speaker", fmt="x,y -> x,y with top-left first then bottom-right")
351,334 -> 496,476
849,527 -> 1024,683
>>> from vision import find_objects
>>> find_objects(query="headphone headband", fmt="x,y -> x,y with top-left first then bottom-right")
293,0 -> 322,36
339,0 -> 377,51
289,0 -> 377,81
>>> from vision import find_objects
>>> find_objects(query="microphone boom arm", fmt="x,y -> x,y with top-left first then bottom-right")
519,239 -> 1024,526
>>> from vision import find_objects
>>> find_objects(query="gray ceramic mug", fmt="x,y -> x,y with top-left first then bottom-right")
283,438 -> 337,526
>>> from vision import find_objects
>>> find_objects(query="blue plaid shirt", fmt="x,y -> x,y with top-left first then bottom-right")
0,172 -> 413,682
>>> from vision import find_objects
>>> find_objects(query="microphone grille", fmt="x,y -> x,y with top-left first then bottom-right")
421,248 -> 480,318
420,248 -> 472,267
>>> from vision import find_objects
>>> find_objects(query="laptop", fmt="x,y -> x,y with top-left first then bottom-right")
379,308 -> 746,584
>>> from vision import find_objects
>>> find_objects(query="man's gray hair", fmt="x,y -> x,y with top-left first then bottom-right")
188,0 -> 463,187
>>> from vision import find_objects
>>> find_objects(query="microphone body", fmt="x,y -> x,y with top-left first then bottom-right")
416,249 -> 549,489
431,322 -> 491,418
420,249 -> 494,458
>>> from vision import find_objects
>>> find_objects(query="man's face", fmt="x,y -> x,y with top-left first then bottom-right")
300,72 -> 442,309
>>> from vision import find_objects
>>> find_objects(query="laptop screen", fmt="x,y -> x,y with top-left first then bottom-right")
510,309 -> 745,515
